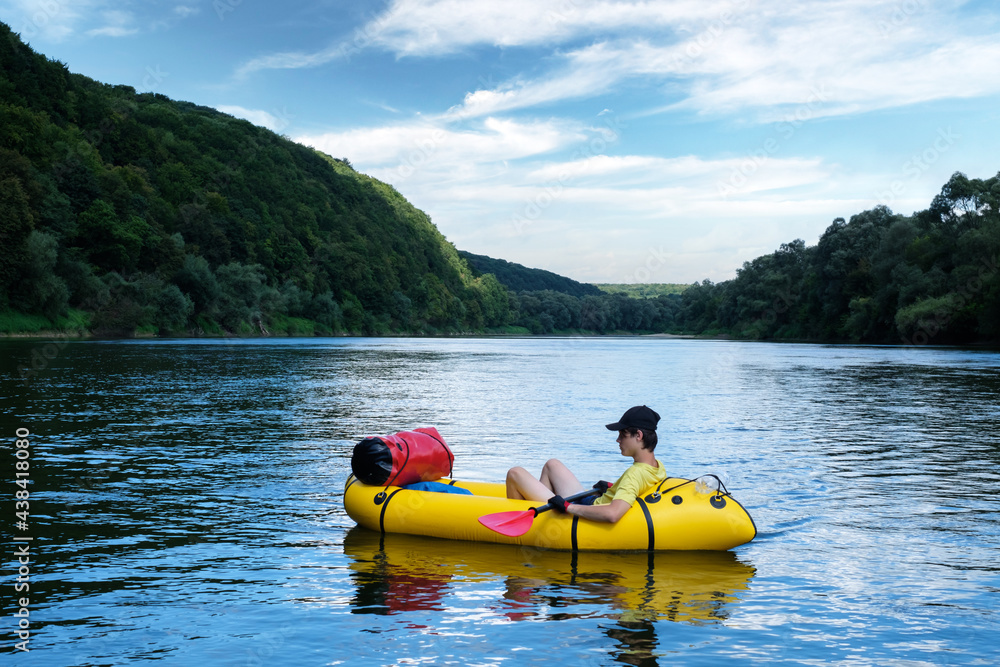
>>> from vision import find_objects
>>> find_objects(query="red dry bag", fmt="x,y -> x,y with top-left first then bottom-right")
350,427 -> 454,487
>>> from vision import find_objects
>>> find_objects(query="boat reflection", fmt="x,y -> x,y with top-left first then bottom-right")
344,527 -> 755,662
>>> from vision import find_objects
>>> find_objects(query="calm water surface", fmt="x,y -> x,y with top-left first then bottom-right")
2,337 -> 999,666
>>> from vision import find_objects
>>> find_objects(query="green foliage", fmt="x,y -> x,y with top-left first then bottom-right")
0,310 -> 51,333
172,254 -> 220,317
0,308 -> 87,333
340,293 -> 365,333
267,314 -> 325,336
86,272 -> 191,335
594,284 -> 691,298
307,290 -> 343,331
672,172 -> 1000,344
504,289 -> 681,334
153,283 -> 194,332
0,174 -> 34,306
13,230 -> 69,320
460,251 -> 603,297
214,262 -> 268,332
471,274 -> 512,328
75,200 -> 151,271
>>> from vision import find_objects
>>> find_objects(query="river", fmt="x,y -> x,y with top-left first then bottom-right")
2,336 -> 999,665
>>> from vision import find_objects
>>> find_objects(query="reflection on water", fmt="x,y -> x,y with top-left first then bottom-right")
344,528 -> 755,623
343,528 -> 755,665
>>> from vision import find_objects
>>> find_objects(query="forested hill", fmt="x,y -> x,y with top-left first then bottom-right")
0,22 -> 511,335
459,251 -> 603,298
678,171 -> 1000,344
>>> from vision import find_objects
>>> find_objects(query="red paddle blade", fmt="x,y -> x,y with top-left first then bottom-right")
478,510 -> 536,537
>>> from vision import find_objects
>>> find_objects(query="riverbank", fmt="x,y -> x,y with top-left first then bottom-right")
0,329 -> 698,340
5,318 -> 996,347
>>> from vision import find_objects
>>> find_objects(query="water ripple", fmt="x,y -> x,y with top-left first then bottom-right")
2,338 -> 999,665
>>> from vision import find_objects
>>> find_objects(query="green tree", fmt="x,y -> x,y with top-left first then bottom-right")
90,272 -> 145,334
172,254 -> 220,316
472,274 -> 510,327
76,200 -> 149,271
151,282 -> 193,331
215,262 -> 267,332
0,174 -> 34,306
13,230 -> 69,320
580,294 -> 611,332
340,292 -> 365,332
308,291 -> 343,330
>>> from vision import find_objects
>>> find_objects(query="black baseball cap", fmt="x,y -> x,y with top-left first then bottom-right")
606,405 -> 660,432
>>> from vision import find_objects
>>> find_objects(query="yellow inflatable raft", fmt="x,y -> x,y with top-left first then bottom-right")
343,474 -> 756,551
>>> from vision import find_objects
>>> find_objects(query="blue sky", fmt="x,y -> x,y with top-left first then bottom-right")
4,1 -> 999,283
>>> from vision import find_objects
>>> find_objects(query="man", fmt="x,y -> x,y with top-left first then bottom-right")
505,405 -> 666,523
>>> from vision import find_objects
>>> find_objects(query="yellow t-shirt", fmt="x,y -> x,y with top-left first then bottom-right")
593,459 -> 666,506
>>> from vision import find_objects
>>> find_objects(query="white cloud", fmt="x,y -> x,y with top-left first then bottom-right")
528,154 -> 792,184
234,0 -> 1000,125
451,7 -> 1000,123
85,9 -> 137,38
296,117 -> 586,179
232,0 -> 725,79
651,12 -> 1000,121
1,2 -> 190,41
444,55 -> 630,120
235,44 -> 348,79
216,105 -> 292,133
367,0 -> 725,56
528,155 -> 668,181
2,0 -> 92,42
86,26 -> 138,38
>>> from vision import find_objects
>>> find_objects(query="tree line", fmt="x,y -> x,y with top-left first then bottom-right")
485,171 -> 1000,344
504,289 -> 681,334
673,171 -> 1000,344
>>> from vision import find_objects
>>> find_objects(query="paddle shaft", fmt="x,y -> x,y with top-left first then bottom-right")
533,485 -> 603,516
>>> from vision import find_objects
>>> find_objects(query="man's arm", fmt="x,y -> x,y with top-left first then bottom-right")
566,498 -> 631,523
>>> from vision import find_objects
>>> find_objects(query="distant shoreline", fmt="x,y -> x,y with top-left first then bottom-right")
5,329 -> 1000,350
1,331 -> 696,340
0,329 -> 702,341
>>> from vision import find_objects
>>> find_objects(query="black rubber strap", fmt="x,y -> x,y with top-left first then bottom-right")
378,488 -> 406,533
636,497 -> 655,550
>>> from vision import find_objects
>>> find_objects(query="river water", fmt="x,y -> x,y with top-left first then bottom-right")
2,337 -> 999,666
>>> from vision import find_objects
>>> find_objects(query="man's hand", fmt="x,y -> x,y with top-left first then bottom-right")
547,495 -> 569,512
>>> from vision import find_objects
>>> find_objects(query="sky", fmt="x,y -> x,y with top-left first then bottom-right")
3,0 -> 999,284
